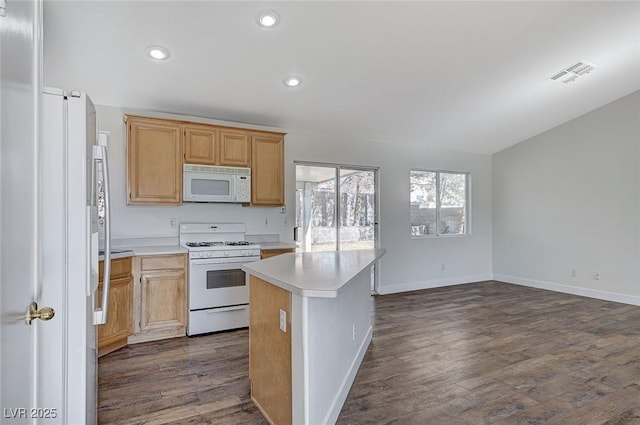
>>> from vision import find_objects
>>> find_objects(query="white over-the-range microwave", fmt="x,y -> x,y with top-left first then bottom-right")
183,164 -> 251,203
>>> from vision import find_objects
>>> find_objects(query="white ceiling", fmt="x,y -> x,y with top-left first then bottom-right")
43,1 -> 640,155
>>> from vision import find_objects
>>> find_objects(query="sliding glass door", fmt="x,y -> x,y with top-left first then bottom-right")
338,168 -> 376,251
295,162 -> 378,252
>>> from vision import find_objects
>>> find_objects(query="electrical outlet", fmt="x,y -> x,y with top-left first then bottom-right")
593,272 -> 600,280
352,323 -> 356,341
571,269 -> 576,278
279,309 -> 287,332
169,218 -> 177,229
280,206 -> 286,214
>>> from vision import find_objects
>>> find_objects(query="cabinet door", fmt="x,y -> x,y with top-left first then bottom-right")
219,129 -> 250,167
127,117 -> 183,205
139,270 -> 186,333
251,132 -> 285,206
184,124 -> 218,165
97,276 -> 133,356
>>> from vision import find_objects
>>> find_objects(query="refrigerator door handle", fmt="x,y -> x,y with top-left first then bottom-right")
92,145 -> 111,325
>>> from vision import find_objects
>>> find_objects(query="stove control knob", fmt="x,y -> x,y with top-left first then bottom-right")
224,252 -> 230,257
207,252 -> 213,258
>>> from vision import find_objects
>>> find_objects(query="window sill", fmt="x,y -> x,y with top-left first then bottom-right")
410,233 -> 468,239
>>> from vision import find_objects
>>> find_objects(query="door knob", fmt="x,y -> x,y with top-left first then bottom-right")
26,302 -> 55,325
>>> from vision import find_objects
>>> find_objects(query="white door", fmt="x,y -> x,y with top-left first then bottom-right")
0,0 -> 47,422
1,1 -> 77,423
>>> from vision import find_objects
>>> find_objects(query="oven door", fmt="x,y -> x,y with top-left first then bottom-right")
183,171 -> 235,202
188,257 -> 256,310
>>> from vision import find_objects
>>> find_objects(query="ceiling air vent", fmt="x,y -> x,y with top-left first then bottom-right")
550,60 -> 597,84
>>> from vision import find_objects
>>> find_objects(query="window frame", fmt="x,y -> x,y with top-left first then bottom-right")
410,169 -> 470,238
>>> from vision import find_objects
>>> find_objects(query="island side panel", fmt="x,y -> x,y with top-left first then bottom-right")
306,266 -> 374,425
249,275 -> 292,425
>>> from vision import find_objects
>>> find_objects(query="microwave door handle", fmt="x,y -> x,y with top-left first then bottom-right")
92,145 -> 111,325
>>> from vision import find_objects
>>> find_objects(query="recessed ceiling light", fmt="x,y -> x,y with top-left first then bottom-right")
258,11 -> 280,28
145,46 -> 170,60
283,76 -> 302,87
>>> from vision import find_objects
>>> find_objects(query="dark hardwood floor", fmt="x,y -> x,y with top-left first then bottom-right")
98,281 -> 640,424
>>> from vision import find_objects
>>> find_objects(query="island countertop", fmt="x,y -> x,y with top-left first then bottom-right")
242,248 -> 386,298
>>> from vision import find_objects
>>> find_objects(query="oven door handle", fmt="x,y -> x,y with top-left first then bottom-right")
206,305 -> 248,314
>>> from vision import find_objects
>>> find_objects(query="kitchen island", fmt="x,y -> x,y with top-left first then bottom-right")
242,248 -> 386,425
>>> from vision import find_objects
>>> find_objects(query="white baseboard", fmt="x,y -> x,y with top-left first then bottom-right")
494,274 -> 640,306
322,325 -> 373,425
377,274 -> 493,295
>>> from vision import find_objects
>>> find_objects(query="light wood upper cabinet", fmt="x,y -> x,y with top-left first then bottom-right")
129,254 -> 187,344
219,129 -> 250,167
251,132 -> 285,206
125,114 -> 285,207
97,257 -> 133,357
126,116 -> 183,205
184,124 -> 218,165
185,126 -> 250,167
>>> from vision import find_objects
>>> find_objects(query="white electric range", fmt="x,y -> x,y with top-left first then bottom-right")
179,223 -> 261,335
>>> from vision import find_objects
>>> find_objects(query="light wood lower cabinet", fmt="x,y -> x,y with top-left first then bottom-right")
129,254 -> 188,344
249,276 -> 292,425
260,248 -> 296,259
98,257 -> 133,357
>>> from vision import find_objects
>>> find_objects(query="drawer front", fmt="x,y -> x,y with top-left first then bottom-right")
187,305 -> 248,336
99,257 -> 132,281
140,254 -> 185,271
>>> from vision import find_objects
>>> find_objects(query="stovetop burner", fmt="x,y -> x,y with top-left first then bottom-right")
185,242 -> 224,247
225,241 -> 251,246
185,241 -> 252,248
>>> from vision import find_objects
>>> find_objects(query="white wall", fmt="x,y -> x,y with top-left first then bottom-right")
493,91 -> 640,304
96,105 -> 493,293
285,129 -> 493,293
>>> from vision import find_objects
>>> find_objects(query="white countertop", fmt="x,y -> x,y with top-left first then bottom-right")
98,244 -> 186,261
98,236 -> 295,260
125,245 -> 187,256
99,250 -> 134,261
242,248 -> 386,298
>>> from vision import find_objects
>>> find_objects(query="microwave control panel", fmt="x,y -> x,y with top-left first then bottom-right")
236,176 -> 251,202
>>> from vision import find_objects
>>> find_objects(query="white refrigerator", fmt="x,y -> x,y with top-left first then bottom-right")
40,88 -> 112,424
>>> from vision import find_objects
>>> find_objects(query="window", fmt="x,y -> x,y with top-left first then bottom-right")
410,170 -> 468,236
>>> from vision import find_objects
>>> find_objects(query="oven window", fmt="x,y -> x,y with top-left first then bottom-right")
206,269 -> 245,289
192,178 -> 230,196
